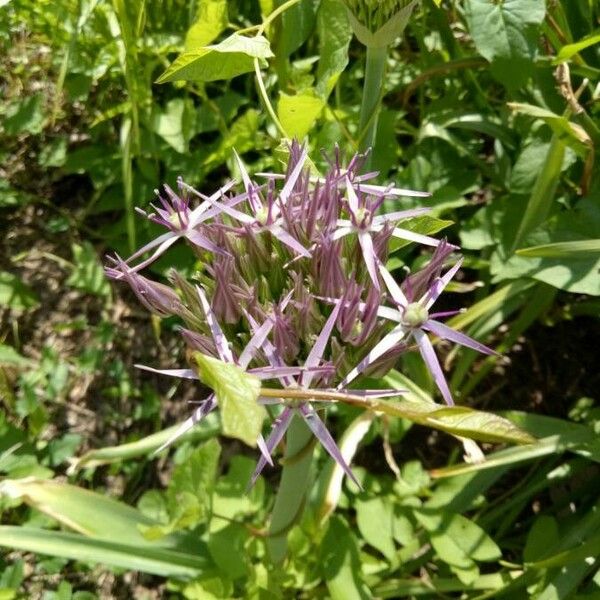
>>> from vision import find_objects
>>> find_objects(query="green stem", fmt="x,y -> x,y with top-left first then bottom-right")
358,44 -> 388,157
267,414 -> 315,564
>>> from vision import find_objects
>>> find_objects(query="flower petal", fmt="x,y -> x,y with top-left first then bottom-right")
268,224 -> 311,257
196,285 -> 234,363
302,300 -> 342,385
422,319 -> 498,356
153,395 -> 217,455
345,176 -> 360,214
298,404 -> 361,489
249,407 -> 293,488
391,227 -> 441,247
422,258 -> 464,310
135,365 -> 198,379
413,329 -> 454,406
372,207 -> 431,225
358,230 -> 379,288
338,324 -> 406,388
379,264 -> 408,308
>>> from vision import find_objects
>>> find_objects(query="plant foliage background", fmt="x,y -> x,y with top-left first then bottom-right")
0,0 -> 599,598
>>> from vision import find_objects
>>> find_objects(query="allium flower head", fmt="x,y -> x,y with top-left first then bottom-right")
109,141 -> 496,486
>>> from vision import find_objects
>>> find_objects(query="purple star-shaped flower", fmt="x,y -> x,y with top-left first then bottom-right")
332,178 -> 441,287
124,178 -> 250,272
338,260 -> 498,405
200,149 -> 312,258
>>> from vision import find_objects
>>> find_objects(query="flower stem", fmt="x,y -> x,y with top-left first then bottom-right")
267,413 -> 315,564
358,44 -> 388,158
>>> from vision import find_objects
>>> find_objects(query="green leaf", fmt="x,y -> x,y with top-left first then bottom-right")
496,199 -> 600,295
415,510 -> 502,567
524,516 -> 559,563
0,345 -> 33,368
355,497 -> 396,562
277,90 -> 325,139
157,34 -> 274,83
315,0 -> 351,96
346,1 -> 417,48
0,527 -> 209,578
68,413 -> 220,471
431,412 -> 600,478
145,439 -> 220,536
3,94 -> 45,135
507,103 -> 591,156
516,239 -> 600,258
0,478 -> 198,552
553,30 -> 600,64
320,516 -> 372,600
464,0 -> 545,88
151,98 -> 193,154
277,0 -> 320,58
190,353 -> 265,447
66,243 -> 110,297
368,397 -> 535,446
185,0 -> 228,50
208,522 -> 249,580
0,272 -> 39,311
388,215 -> 454,252
0,179 -> 34,208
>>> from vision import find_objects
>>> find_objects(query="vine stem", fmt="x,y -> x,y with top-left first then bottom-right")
251,0 -> 303,139
358,44 -> 388,160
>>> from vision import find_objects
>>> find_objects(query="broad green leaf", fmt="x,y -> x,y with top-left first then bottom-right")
367,397 -> 535,445
203,109 -> 261,172
185,0 -> 228,50
464,0 -> 545,88
3,94 -> 45,135
320,516 -> 372,600
0,478 -> 198,551
316,0 -> 352,96
356,497 -> 396,562
510,136 -> 553,195
277,90 -> 325,139
151,98 -> 193,154
163,439 -> 220,533
213,456 -> 265,519
143,440 -> 221,539
277,0 -> 320,58
0,272 -> 39,311
524,516 -> 559,562
516,239 -> 600,258
0,527 -> 209,578
208,522 -> 249,580
553,30 -> 600,64
496,199 -> 600,295
157,34 -> 273,83
191,353 -> 264,447
415,509 -> 502,565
